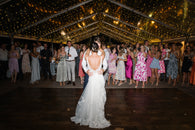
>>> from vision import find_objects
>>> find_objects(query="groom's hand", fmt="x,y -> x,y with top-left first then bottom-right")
87,70 -> 93,76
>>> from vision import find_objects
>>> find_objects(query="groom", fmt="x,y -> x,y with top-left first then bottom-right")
82,36 -> 108,89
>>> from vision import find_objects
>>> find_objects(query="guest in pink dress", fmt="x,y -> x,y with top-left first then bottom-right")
79,45 -> 86,84
134,45 -> 147,88
125,47 -> 134,85
9,45 -> 19,83
108,47 -> 117,86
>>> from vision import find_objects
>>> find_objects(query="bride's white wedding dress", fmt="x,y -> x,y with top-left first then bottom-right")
71,57 -> 111,129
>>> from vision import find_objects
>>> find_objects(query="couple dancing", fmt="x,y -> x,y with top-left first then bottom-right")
70,38 -> 111,128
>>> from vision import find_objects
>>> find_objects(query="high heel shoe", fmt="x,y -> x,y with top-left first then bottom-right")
115,81 -> 118,85
118,82 -> 123,86
112,81 -> 115,85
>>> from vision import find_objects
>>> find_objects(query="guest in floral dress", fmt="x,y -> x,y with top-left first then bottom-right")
146,45 -> 154,83
22,44 -> 31,79
108,47 -> 117,86
132,43 -> 140,83
134,45 -> 147,88
167,44 -> 179,86
125,47 -> 134,85
115,48 -> 127,86
133,43 -> 140,74
9,45 -> 19,83
79,45 -> 86,84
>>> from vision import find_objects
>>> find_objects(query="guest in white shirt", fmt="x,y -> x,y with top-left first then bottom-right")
65,41 -> 78,86
0,43 -> 8,79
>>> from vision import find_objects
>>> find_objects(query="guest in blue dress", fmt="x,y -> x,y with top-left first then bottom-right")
150,46 -> 161,86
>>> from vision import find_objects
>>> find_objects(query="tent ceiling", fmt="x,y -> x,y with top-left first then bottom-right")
0,0 -> 194,43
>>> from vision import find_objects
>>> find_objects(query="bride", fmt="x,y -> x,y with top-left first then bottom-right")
71,42 -> 111,128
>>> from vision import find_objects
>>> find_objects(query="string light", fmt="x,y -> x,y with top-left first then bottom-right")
0,0 -> 193,43
82,21 -> 86,27
61,30 -> 66,36
92,15 -> 96,20
105,8 -> 109,13
77,23 -> 82,28
89,8 -> 94,14
149,13 -> 153,17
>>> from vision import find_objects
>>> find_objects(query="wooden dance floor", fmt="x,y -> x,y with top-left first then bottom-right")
0,79 -> 195,130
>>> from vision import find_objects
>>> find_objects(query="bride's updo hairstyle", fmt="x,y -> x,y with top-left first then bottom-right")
91,42 -> 99,52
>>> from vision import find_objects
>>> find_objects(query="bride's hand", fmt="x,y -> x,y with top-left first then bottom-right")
87,70 -> 93,76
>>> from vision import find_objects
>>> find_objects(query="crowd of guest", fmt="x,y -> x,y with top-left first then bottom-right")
0,39 -> 194,87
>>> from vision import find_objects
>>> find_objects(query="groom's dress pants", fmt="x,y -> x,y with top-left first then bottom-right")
83,73 -> 89,89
